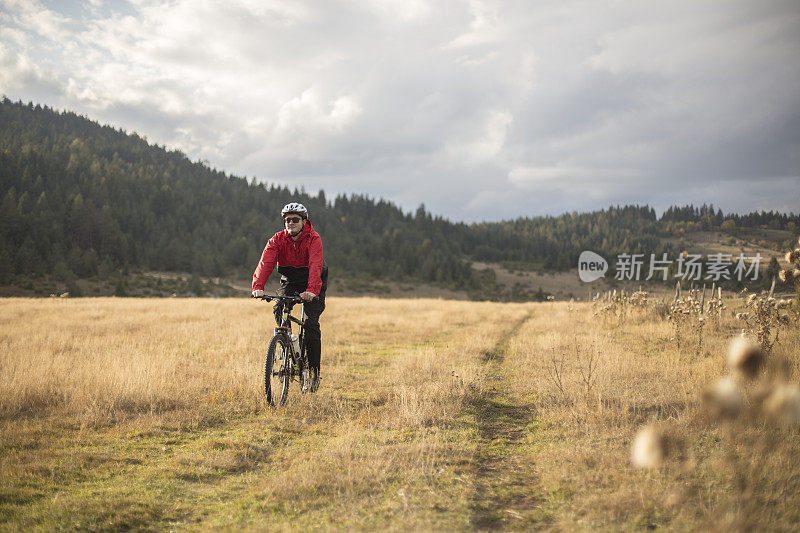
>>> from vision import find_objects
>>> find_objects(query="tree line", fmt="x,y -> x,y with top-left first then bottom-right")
1,99 -> 798,296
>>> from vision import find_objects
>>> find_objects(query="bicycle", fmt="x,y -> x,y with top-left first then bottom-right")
256,294 -> 317,406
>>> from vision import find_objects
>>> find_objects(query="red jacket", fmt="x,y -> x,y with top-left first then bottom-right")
252,220 -> 324,295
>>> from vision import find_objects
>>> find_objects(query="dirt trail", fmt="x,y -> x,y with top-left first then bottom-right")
468,311 -> 540,530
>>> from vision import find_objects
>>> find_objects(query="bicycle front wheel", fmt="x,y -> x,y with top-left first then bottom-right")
265,334 -> 291,406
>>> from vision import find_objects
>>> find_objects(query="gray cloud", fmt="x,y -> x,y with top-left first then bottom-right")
1,0 -> 798,221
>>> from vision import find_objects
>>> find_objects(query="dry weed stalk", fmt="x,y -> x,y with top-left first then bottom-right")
592,289 -> 621,322
545,337 -> 600,422
778,237 -> 800,318
735,281 -> 792,353
546,348 -> 569,406
668,283 -> 707,354
592,289 -> 649,325
704,284 -> 725,328
576,338 -> 598,401
778,238 -> 800,287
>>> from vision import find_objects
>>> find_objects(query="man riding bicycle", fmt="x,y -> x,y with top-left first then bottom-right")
252,202 -> 328,392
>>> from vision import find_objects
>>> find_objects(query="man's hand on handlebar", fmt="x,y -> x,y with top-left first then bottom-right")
251,291 -> 314,302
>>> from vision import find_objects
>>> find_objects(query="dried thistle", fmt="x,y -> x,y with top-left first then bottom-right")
668,286 -> 707,353
700,377 -> 744,420
726,335 -> 764,380
631,425 -> 666,468
631,424 -> 686,469
735,290 -> 789,353
592,289 -> 649,324
762,383 -> 800,427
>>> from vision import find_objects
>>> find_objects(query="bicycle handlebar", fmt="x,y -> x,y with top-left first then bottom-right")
254,294 -> 317,303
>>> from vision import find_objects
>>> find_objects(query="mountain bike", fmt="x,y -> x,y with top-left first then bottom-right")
256,294 -> 316,406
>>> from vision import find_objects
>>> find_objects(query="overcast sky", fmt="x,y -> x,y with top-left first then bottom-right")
1,0 -> 798,222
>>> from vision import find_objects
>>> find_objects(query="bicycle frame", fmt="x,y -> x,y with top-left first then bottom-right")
260,294 -> 308,383
275,298 -> 306,360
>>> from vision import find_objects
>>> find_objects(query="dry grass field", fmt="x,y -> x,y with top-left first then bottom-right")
1,296 -> 799,530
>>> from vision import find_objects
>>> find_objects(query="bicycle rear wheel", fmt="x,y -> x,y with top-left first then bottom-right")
265,334 -> 291,406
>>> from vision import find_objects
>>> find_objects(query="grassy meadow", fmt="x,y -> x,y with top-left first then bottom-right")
1,296 -> 799,530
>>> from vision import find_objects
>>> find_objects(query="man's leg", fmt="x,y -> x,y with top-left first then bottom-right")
303,294 -> 326,376
272,302 -> 282,325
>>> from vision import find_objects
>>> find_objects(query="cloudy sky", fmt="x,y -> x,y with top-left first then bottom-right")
1,0 -> 798,222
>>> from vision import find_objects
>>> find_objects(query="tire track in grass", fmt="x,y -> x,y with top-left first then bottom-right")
469,310 -> 540,530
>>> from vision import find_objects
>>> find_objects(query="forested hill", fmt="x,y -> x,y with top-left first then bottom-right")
1,99 -> 798,297
0,99 -> 476,288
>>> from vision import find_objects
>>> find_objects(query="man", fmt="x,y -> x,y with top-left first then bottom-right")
252,202 -> 327,392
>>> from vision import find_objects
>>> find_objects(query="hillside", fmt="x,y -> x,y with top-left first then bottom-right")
0,99 -> 476,294
1,98 -> 798,299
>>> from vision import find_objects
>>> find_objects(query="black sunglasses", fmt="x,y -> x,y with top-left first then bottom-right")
284,216 -> 302,224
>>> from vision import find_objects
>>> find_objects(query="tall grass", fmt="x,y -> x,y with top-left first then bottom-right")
505,300 -> 800,529
1,296 -> 798,530
1,298 -> 262,424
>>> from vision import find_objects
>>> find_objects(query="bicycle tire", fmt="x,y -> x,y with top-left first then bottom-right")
265,334 -> 291,406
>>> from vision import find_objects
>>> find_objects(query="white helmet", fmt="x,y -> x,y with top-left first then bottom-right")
281,202 -> 308,219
